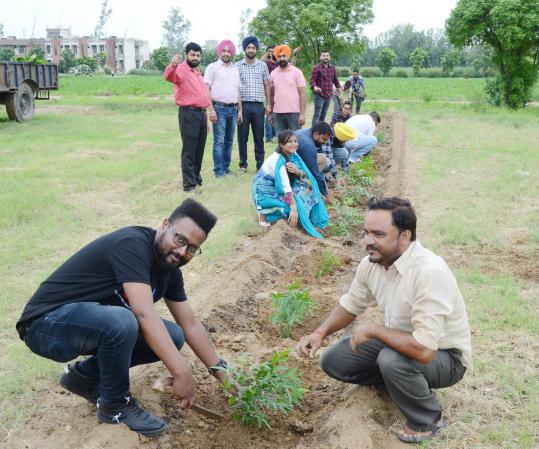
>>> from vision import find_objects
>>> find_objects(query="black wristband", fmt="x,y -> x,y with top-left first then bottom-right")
208,358 -> 227,375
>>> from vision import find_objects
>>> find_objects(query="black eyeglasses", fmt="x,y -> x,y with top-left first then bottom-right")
168,222 -> 202,257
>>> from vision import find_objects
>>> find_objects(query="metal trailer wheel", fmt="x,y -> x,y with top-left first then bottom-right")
6,82 -> 35,122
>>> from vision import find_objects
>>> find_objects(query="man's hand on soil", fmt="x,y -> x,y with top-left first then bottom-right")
295,332 -> 323,358
173,371 -> 196,408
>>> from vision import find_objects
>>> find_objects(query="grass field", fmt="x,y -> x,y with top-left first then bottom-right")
0,76 -> 538,447
54,74 -> 539,102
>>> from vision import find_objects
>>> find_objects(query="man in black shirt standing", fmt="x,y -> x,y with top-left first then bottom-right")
16,199 -> 225,437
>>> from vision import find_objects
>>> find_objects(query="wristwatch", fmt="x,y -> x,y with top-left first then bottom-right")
208,358 -> 228,375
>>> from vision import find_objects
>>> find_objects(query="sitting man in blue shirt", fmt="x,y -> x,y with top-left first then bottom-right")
295,121 -> 333,204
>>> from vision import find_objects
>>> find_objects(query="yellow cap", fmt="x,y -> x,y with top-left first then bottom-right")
334,122 -> 357,142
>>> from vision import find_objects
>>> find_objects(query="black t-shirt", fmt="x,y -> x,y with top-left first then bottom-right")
16,226 -> 187,339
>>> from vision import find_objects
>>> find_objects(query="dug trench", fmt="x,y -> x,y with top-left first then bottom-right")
7,113 -> 411,449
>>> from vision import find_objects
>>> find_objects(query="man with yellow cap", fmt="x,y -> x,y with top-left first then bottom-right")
269,45 -> 307,135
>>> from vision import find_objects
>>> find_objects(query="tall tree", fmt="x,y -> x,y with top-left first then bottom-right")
94,0 -> 112,38
150,47 -> 170,71
58,49 -> 77,73
377,47 -> 396,76
238,8 -> 253,50
162,7 -> 191,57
446,0 -> 539,108
409,47 -> 428,75
250,0 -> 373,66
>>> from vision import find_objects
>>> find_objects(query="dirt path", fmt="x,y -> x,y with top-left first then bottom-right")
5,113 -> 412,449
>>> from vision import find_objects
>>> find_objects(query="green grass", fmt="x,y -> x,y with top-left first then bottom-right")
398,103 -> 539,449
50,74 -> 539,103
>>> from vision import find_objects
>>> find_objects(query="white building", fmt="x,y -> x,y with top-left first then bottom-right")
0,27 -> 150,73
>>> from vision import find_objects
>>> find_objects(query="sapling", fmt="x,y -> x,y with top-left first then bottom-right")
221,350 -> 308,429
271,282 -> 315,337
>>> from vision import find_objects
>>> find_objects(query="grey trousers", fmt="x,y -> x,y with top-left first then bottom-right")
320,338 -> 466,431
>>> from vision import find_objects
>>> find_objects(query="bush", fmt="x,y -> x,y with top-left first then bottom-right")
338,67 -> 351,77
423,68 -> 443,78
483,67 -> 497,78
361,67 -> 381,77
69,64 -> 93,76
102,65 -> 112,75
128,69 -> 162,76
222,350 -> 307,429
394,69 -> 408,78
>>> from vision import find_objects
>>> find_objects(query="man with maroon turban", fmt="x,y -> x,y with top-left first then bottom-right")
204,39 -> 242,178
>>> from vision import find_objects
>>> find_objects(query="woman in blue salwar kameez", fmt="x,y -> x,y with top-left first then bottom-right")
252,130 -> 329,239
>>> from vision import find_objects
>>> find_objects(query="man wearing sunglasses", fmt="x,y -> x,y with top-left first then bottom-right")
16,199 -> 226,437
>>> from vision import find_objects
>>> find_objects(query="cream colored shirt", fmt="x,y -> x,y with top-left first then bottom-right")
340,241 -> 472,368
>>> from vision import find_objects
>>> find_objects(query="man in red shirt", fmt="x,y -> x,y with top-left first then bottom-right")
164,42 -> 214,193
310,50 -> 342,126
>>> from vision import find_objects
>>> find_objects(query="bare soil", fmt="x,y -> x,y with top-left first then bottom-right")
6,114 -> 412,449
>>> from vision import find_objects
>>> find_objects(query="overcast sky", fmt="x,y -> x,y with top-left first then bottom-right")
1,0 -> 458,49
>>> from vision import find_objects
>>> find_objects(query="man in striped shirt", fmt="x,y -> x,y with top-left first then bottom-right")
236,36 -> 271,172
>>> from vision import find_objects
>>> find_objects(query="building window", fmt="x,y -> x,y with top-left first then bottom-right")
92,45 -> 97,54
136,60 -> 140,69
99,45 -> 105,52
73,45 -> 77,53
19,46 -> 26,54
46,45 -> 51,54
119,45 -> 123,55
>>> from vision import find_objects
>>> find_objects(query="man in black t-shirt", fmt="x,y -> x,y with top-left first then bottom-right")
16,199 -> 225,437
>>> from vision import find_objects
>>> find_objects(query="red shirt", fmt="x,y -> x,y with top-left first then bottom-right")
310,63 -> 341,99
163,61 -> 210,108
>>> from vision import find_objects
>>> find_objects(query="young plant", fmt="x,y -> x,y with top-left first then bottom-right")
316,250 -> 342,278
271,282 -> 315,338
327,199 -> 364,237
222,350 -> 308,429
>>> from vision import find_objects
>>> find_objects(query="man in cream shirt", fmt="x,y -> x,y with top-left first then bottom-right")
296,197 -> 472,444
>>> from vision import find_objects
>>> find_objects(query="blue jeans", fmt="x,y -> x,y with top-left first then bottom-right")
212,104 -> 237,176
345,135 -> 377,162
265,114 -> 275,142
237,102 -> 265,170
351,94 -> 363,113
312,94 -> 331,125
333,146 -> 350,173
23,302 -> 185,406
272,112 -> 300,136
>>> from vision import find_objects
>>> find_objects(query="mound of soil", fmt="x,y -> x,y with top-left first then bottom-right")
7,114 -> 410,449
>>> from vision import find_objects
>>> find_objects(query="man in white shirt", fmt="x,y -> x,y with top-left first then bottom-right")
204,39 -> 242,177
344,111 -> 381,162
296,197 -> 472,443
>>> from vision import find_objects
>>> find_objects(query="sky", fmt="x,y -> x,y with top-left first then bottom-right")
1,0 -> 458,50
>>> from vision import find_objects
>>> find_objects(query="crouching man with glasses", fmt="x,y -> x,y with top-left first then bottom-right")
16,198 -> 227,437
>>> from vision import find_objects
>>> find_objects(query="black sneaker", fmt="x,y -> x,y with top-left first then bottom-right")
59,362 -> 100,404
97,395 -> 166,437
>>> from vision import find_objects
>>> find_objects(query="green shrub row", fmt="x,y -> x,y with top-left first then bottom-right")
336,66 -> 496,78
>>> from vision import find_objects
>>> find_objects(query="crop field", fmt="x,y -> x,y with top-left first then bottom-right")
0,75 -> 538,449
55,74 -> 539,103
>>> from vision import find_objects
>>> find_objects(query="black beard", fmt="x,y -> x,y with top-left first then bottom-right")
187,59 -> 200,68
246,51 -> 256,59
154,237 -> 187,270
279,60 -> 288,67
